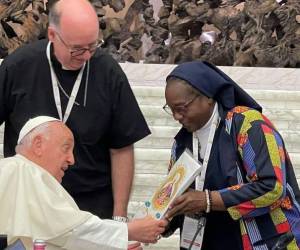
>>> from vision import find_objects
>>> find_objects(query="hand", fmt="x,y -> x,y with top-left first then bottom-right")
127,216 -> 168,244
128,241 -> 142,250
165,190 -> 206,219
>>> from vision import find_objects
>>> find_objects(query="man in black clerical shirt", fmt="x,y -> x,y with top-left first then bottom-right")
0,0 -> 150,223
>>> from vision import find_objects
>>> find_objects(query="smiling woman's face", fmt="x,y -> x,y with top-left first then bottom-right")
165,78 -> 215,132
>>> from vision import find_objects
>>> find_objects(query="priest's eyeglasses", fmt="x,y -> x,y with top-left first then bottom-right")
55,31 -> 104,57
163,95 -> 199,116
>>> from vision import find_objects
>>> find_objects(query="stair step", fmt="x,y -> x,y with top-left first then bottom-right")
139,105 -> 300,121
123,64 -> 300,91
133,87 -> 300,103
135,148 -> 300,162
134,148 -> 300,179
139,106 -> 300,131
135,126 -> 300,153
144,116 -> 300,132
136,96 -> 300,111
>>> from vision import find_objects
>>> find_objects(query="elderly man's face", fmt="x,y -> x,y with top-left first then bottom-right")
48,27 -> 99,70
47,11 -> 100,70
40,122 -> 75,182
165,80 -> 215,132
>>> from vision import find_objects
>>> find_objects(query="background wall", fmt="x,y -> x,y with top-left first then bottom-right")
0,0 -> 299,66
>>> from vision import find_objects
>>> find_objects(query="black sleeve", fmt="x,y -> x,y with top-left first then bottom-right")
108,63 -> 151,149
0,60 -> 12,124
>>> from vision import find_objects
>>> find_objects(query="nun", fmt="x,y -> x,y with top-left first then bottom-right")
163,61 -> 300,250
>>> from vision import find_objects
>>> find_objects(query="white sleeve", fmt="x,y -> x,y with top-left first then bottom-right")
63,215 -> 128,250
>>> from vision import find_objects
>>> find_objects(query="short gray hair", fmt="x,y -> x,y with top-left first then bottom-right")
17,123 -> 51,149
48,0 -> 61,28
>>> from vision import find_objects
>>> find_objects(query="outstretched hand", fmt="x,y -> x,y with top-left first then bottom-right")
128,216 -> 168,244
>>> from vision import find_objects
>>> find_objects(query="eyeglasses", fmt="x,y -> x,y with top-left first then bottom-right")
55,31 -> 104,57
163,95 -> 199,116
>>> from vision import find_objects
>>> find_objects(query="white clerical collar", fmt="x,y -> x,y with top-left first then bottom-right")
195,102 -> 219,158
50,42 -> 80,71
62,65 -> 73,70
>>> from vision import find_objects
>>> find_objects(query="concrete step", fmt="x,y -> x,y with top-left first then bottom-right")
138,105 -> 300,131
123,64 -> 300,93
133,148 -> 300,195
134,148 -> 300,166
135,126 -> 300,153
133,86 -> 300,103
143,115 -> 300,132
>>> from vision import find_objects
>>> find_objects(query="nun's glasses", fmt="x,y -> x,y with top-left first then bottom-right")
163,95 -> 199,116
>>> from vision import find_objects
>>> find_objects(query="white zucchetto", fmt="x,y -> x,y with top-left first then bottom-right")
17,116 -> 60,144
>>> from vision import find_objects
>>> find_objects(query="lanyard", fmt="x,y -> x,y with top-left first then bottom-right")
46,42 -> 86,123
193,106 -> 220,191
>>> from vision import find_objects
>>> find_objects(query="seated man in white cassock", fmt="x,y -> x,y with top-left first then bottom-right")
0,116 -> 167,250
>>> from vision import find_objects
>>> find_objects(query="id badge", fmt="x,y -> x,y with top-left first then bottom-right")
180,215 -> 206,250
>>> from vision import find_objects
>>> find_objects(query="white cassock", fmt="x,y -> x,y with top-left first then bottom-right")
0,154 -> 128,250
